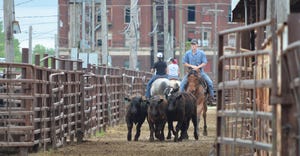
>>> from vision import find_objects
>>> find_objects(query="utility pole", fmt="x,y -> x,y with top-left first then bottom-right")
29,26 -> 32,64
170,18 -> 174,57
179,0 -> 184,78
91,0 -> 95,52
163,0 -> 169,61
129,0 -> 139,70
152,2 -> 158,63
82,1 -> 86,61
56,0 -> 60,61
208,4 -> 223,77
101,0 -> 108,65
3,0 -> 14,63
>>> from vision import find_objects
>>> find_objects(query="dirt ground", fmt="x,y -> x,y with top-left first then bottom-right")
30,107 -> 217,156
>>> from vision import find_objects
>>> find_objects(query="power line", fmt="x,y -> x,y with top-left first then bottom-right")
15,0 -> 35,6
16,15 -> 57,19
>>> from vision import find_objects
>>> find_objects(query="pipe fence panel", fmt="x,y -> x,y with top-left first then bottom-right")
217,20 -> 274,155
0,64 -> 35,151
0,55 -> 152,154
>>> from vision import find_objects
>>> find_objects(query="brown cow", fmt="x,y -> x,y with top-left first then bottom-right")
146,95 -> 168,141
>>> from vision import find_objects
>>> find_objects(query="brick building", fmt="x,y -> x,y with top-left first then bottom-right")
58,0 -> 241,73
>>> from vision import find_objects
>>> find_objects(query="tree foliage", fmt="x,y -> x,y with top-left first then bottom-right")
33,44 -> 54,56
0,21 -> 22,63
32,44 -> 55,63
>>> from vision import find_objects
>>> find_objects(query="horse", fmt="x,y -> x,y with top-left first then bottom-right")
150,78 -> 170,97
169,79 -> 180,90
185,70 -> 208,136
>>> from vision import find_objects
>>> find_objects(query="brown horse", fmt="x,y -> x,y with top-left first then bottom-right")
185,70 -> 208,136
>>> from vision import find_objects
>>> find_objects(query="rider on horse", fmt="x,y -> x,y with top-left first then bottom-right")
179,39 -> 215,103
145,52 -> 168,99
167,57 -> 180,80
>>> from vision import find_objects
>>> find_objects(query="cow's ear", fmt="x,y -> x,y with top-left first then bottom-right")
124,97 -> 131,102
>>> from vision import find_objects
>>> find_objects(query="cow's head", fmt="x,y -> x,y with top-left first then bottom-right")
124,95 -> 144,114
147,95 -> 166,118
167,93 -> 183,111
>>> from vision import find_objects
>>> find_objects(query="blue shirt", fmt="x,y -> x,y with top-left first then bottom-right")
182,49 -> 207,72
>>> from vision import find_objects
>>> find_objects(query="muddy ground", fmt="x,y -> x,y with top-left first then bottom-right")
30,107 -> 217,156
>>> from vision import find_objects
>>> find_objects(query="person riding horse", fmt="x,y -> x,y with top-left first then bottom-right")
167,57 -> 180,80
145,52 -> 168,99
179,39 -> 215,104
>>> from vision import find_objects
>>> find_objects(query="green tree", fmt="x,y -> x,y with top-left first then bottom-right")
0,21 -> 22,63
33,44 -> 55,63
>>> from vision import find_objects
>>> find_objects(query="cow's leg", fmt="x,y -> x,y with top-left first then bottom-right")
167,121 -> 174,139
160,122 -> 166,141
179,118 -> 191,140
175,120 -> 184,142
203,103 -> 208,136
134,121 -> 144,141
155,122 -> 165,141
127,122 -> 133,141
179,120 -> 187,140
191,115 -> 199,140
148,121 -> 155,142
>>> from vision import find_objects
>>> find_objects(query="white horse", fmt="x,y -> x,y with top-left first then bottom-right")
169,79 -> 180,90
150,78 -> 170,97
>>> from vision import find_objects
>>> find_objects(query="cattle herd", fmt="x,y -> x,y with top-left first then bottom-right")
124,75 -> 208,142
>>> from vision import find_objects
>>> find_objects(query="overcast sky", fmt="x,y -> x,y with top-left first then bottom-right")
0,0 -> 58,49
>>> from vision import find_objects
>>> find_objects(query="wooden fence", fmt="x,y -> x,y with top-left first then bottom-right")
0,54 -> 151,155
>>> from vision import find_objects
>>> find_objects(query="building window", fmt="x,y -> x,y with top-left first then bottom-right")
97,8 -> 101,22
187,6 -> 195,22
228,34 -> 236,47
228,6 -> 232,22
202,31 -> 210,47
124,33 -> 130,47
125,7 -> 130,23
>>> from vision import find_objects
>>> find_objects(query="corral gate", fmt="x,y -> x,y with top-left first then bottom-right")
216,10 -> 300,156
217,19 -> 274,155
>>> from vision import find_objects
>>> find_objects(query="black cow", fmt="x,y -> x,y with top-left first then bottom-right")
146,95 -> 168,141
166,91 -> 199,142
124,95 -> 148,141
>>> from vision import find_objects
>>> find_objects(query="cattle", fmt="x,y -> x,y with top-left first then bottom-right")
166,91 -> 199,142
146,95 -> 168,141
124,95 -> 148,141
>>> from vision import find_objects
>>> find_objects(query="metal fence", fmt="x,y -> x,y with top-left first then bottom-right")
216,19 -> 274,155
0,54 -> 151,154
217,12 -> 300,156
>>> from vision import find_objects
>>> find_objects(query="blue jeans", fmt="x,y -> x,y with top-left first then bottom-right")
179,72 -> 214,97
145,74 -> 168,98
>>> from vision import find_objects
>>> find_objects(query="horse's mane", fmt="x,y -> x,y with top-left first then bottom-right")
186,70 -> 208,94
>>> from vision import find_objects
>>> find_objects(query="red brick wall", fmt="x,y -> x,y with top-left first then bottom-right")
59,0 -> 69,48
110,0 -> 152,47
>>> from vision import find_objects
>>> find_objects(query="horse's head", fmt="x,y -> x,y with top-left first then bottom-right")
186,70 -> 201,94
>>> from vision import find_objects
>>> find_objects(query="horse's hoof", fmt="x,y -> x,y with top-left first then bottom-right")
203,131 -> 208,136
